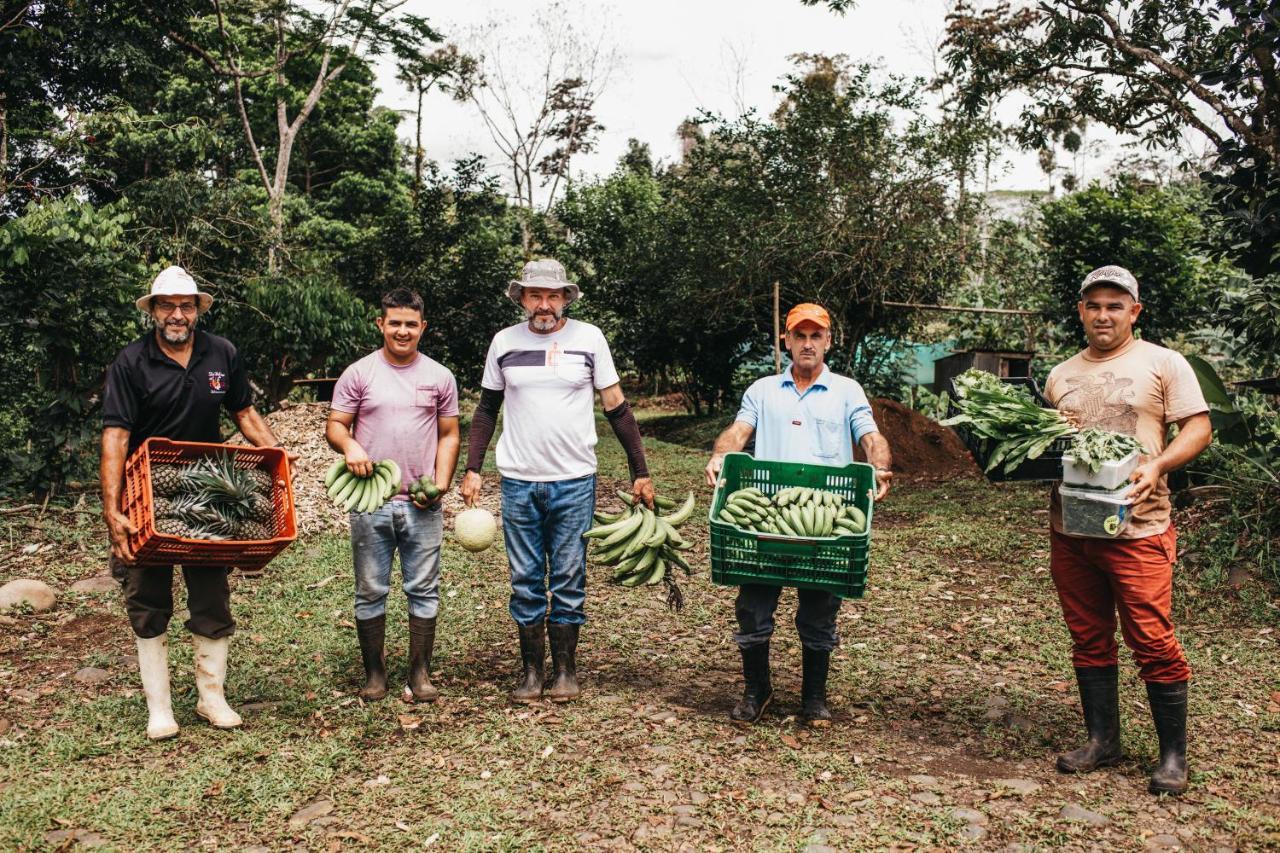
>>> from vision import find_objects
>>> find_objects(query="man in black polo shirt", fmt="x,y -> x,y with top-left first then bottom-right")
101,266 -> 292,740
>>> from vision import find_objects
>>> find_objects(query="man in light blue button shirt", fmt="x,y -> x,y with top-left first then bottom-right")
705,302 -> 893,726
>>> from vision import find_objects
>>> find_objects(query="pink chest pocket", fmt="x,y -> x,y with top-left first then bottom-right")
415,386 -> 438,411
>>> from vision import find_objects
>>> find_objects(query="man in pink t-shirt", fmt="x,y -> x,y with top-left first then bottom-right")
326,289 -> 460,703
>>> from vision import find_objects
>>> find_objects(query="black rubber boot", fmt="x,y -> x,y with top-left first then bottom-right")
355,615 -> 388,701
547,623 -> 581,703
801,647 -> 832,727
511,623 -> 545,704
1147,680 -> 1189,795
406,615 -> 438,703
1057,665 -> 1123,773
730,643 -> 773,725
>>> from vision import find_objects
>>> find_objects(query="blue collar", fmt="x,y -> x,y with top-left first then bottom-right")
780,364 -> 831,390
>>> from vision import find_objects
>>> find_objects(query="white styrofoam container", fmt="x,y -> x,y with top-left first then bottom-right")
1059,483 -> 1133,538
1061,449 -> 1139,490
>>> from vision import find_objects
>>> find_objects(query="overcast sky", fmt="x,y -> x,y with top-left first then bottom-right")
370,0 -> 1134,197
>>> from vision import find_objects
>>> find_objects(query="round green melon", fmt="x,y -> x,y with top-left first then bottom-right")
455,507 -> 497,552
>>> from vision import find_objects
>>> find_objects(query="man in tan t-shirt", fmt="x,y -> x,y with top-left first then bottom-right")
1043,265 -> 1211,796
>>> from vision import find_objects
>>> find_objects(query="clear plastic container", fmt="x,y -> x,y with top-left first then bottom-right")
1059,483 -> 1133,538
1061,450 -> 1139,490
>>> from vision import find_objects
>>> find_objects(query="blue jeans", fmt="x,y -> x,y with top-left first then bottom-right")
501,475 -> 596,626
349,500 -> 443,620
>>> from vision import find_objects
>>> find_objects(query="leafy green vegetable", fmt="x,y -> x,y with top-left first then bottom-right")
941,369 -> 1077,474
1067,428 -> 1144,474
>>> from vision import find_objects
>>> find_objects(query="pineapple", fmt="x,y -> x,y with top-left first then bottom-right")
152,453 -> 274,541
199,510 -> 239,540
160,492 -> 232,540
247,491 -> 273,524
184,453 -> 259,521
187,522 -> 233,541
151,463 -> 188,498
184,502 -> 236,534
246,468 -> 274,494
161,492 -> 203,520
235,520 -> 274,541
155,517 -> 196,538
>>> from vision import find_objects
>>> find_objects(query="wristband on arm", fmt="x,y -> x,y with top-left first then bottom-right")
465,387 -> 504,473
604,399 -> 649,480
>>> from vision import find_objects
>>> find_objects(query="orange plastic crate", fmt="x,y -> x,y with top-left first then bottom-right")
123,437 -> 297,569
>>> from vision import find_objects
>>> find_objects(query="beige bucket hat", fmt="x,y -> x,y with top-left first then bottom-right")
507,258 -> 581,306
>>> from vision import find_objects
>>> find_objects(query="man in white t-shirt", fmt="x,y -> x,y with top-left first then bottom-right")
461,259 -> 655,704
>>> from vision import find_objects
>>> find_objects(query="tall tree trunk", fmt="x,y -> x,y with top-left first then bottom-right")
270,357 -> 292,405
303,138 -> 312,195
0,95 -> 7,198
413,85 -> 425,201
267,97 -> 300,273
518,212 -> 532,256
267,194 -> 284,273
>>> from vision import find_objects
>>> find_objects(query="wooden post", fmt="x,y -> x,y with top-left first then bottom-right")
773,281 -> 781,374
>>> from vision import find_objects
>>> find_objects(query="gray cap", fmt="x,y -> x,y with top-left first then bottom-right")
507,258 -> 581,306
1079,265 -> 1139,301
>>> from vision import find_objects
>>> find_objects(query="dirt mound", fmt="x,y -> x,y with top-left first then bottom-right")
862,398 -> 978,480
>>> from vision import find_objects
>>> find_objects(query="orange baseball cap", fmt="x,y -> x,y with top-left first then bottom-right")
785,303 -> 831,331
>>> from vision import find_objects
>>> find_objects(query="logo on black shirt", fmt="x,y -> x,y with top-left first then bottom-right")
208,371 -> 227,394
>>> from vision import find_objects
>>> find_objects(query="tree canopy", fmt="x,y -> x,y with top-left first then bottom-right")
1039,178 -> 1214,344
1,1 -> 1272,499
941,0 -> 1280,275
559,57 -> 979,411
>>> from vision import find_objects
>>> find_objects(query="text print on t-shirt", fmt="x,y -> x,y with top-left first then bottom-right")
1056,371 -> 1139,435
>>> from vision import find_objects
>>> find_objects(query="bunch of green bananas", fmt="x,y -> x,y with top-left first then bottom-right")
584,491 -> 697,605
323,458 -> 402,513
717,486 -> 866,537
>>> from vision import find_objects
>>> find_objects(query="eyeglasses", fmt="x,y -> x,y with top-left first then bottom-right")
155,301 -> 198,315
522,289 -> 566,304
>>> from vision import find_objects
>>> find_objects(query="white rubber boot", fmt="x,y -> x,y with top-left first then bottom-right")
136,634 -> 179,740
192,635 -> 243,729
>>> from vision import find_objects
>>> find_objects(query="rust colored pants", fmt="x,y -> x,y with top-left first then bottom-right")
1049,526 -> 1190,683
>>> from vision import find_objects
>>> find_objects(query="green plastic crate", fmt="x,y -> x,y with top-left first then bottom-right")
708,453 -> 876,598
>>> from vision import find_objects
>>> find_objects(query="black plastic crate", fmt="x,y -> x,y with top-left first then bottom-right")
946,376 -> 1072,483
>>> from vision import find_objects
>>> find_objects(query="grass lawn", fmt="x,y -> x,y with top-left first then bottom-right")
1,406 -> 1278,850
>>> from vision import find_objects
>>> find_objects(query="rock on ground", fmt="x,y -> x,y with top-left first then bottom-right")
70,576 -> 118,594
995,778 -> 1041,796
73,667 -> 111,685
287,798 -> 334,829
0,578 -> 57,612
1060,803 -> 1109,826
